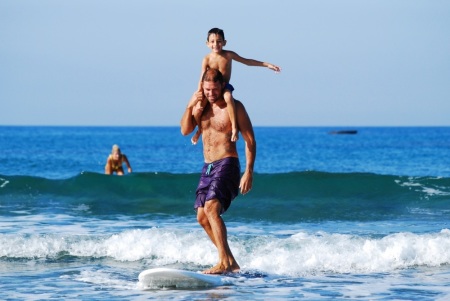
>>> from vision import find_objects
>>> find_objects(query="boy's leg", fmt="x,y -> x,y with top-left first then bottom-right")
223,90 -> 238,142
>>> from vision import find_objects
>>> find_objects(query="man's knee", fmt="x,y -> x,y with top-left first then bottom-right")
204,199 -> 221,217
197,210 -> 208,226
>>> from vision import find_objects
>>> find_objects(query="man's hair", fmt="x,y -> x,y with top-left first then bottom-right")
207,27 -> 225,41
202,68 -> 224,83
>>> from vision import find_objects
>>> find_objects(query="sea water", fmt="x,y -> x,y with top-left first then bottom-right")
1,126 -> 450,300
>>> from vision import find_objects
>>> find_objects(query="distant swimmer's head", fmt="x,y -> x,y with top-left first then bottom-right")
111,144 -> 121,159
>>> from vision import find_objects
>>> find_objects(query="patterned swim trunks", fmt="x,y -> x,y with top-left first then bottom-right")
195,157 -> 241,214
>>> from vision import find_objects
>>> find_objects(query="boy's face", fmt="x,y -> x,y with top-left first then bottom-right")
206,34 -> 226,53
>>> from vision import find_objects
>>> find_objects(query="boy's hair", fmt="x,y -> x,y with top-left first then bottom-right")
202,68 -> 224,84
207,28 -> 225,41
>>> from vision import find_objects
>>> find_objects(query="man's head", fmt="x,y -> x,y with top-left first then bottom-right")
201,69 -> 225,103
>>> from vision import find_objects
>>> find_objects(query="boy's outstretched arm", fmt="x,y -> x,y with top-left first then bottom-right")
229,51 -> 281,72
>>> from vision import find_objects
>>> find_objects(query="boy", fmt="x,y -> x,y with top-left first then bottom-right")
191,27 -> 281,145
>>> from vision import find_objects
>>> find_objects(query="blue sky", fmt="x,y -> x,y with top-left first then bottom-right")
1,0 -> 449,126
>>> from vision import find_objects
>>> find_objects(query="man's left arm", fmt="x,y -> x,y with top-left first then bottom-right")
235,100 -> 256,195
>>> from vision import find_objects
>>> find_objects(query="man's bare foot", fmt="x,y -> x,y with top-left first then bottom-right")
203,263 -> 231,275
191,130 -> 201,145
203,265 -> 228,274
231,129 -> 239,142
203,262 -> 240,274
230,262 -> 240,273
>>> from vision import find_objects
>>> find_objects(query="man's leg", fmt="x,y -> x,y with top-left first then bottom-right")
199,199 -> 240,274
197,207 -> 217,247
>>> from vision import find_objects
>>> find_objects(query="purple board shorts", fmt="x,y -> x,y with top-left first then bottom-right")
195,157 -> 241,214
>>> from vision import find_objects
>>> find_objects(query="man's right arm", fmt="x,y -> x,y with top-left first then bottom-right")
180,91 -> 203,136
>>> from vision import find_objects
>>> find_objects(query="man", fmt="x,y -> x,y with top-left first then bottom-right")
180,68 -> 256,274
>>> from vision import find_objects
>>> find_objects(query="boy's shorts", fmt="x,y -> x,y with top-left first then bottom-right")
225,83 -> 235,93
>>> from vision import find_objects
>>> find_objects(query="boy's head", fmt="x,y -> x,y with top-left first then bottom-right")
206,28 -> 227,52
207,28 -> 225,42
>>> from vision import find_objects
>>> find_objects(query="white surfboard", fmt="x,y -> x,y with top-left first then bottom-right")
138,267 -> 224,289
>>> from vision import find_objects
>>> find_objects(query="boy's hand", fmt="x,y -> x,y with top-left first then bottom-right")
268,64 -> 281,73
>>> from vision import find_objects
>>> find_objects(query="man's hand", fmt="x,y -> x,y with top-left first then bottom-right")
239,170 -> 253,195
188,91 -> 204,110
181,91 -> 205,136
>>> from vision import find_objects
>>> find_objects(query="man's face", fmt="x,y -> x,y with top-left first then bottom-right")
202,80 -> 223,103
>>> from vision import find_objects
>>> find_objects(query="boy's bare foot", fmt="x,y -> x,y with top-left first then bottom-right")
191,130 -> 201,145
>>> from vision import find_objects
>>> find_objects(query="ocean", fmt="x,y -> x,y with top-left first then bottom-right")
1,126 -> 450,300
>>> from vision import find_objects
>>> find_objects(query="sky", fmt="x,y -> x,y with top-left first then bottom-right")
1,0 -> 449,127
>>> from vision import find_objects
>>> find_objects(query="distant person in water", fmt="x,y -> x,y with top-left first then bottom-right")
104,145 -> 132,175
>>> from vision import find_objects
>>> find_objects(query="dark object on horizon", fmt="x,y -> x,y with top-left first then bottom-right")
329,130 -> 358,135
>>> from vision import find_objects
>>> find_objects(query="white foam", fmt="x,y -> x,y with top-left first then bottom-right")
397,177 -> 450,197
74,269 -> 137,290
0,177 -> 9,188
2,228 -> 450,277
243,229 -> 450,276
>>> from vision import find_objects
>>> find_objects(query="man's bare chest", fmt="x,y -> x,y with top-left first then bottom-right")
202,107 -> 230,132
